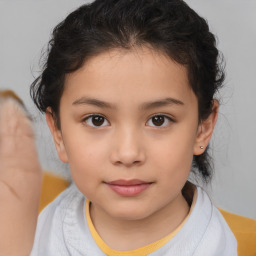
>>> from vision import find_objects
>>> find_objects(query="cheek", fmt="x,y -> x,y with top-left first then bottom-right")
149,130 -> 195,182
154,150 -> 193,197
67,143 -> 107,198
63,134 -> 108,180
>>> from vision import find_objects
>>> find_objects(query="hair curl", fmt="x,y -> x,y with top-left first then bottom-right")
31,0 -> 225,183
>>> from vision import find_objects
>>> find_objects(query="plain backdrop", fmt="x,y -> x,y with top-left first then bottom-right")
0,0 -> 255,219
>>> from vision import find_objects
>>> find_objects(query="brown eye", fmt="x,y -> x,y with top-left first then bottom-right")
146,115 -> 173,127
152,115 -> 165,126
84,115 -> 109,127
92,116 -> 104,126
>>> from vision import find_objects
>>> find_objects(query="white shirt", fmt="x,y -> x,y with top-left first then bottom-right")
31,184 -> 237,256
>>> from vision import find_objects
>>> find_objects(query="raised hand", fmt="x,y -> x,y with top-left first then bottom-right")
0,91 -> 42,256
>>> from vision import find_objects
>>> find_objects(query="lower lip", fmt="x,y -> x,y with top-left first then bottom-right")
107,183 -> 151,196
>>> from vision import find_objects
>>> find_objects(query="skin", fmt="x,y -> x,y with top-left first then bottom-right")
0,96 -> 42,256
47,47 -> 218,251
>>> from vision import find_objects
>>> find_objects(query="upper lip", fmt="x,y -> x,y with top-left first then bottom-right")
106,179 -> 152,186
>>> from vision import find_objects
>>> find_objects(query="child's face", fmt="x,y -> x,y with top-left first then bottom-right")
48,47 -> 213,221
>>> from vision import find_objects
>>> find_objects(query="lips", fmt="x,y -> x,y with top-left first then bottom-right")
105,179 -> 152,196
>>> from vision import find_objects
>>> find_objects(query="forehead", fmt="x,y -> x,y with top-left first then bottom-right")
63,47 -> 196,107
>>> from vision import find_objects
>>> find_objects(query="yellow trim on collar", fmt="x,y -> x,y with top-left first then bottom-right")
85,192 -> 196,256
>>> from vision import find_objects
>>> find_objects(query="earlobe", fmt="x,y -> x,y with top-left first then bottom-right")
45,108 -> 69,163
193,100 -> 219,155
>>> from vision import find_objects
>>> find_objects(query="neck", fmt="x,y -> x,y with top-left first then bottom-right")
90,191 -> 192,251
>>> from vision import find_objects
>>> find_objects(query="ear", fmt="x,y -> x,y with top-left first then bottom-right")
45,108 -> 68,163
193,100 -> 219,155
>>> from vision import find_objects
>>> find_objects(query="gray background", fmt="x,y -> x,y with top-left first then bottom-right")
0,0 -> 255,219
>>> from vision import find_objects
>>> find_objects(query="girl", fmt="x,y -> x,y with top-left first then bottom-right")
30,0 -> 237,255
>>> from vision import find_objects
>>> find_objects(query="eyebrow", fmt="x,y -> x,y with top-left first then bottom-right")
72,97 -> 184,109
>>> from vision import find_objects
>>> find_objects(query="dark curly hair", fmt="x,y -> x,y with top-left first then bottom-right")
31,0 -> 225,183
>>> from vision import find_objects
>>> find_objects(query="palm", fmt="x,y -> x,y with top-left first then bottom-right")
0,98 -> 42,256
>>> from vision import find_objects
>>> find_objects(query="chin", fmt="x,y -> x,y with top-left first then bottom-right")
106,203 -> 154,221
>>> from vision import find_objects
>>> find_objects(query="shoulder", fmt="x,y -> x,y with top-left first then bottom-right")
31,184 -> 85,256
152,186 -> 237,256
192,187 -> 237,255
37,183 -> 82,230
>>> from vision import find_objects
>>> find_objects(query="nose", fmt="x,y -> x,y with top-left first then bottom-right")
110,127 -> 146,167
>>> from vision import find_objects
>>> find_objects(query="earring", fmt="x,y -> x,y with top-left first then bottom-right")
200,146 -> 204,149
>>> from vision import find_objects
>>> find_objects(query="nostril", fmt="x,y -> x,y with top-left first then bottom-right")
114,159 -> 142,167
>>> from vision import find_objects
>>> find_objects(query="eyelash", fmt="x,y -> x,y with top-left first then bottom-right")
82,114 -> 174,128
